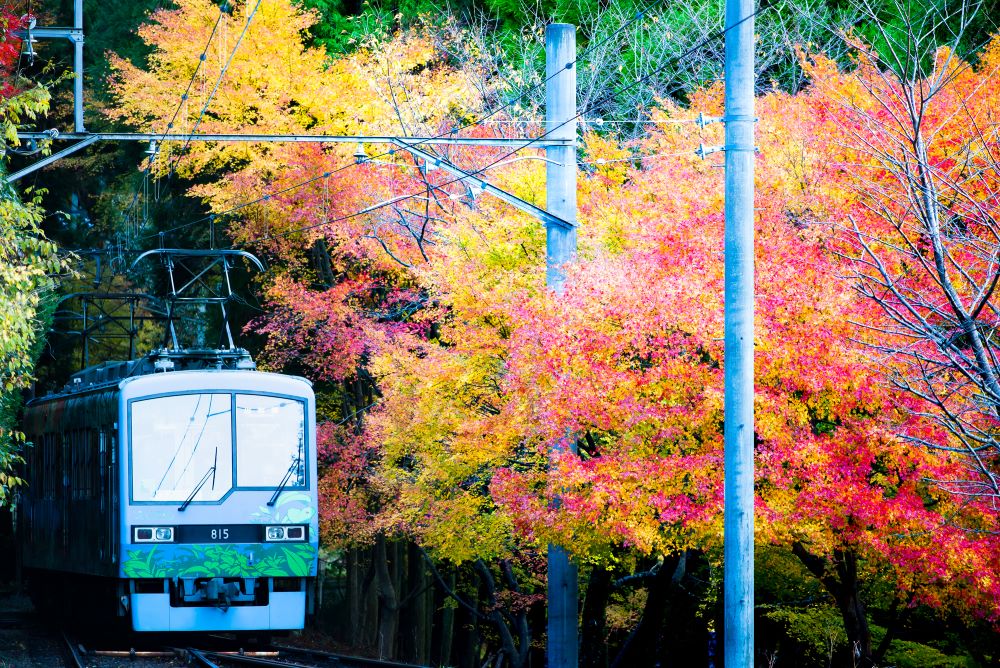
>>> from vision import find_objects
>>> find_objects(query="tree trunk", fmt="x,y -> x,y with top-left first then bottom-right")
361,547 -> 379,649
347,547 -> 361,646
581,566 -> 614,668
454,570 -> 480,668
374,535 -> 399,659
474,559 -> 531,668
400,542 -> 429,663
872,598 -> 910,666
311,238 -> 336,288
793,544 -> 874,667
610,554 -> 680,668
833,550 -> 872,666
432,567 -> 456,667
424,566 -> 434,662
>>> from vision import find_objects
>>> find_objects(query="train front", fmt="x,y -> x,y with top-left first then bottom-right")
119,370 -> 318,632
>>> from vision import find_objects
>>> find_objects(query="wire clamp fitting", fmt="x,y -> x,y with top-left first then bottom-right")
696,143 -> 725,160
697,112 -> 723,129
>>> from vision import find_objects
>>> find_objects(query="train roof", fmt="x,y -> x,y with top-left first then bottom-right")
29,348 -> 312,405
120,369 -> 313,401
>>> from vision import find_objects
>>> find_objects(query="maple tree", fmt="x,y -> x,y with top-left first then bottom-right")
104,1 -> 1000,663
358,69 -> 1000,665
819,9 -> 1000,510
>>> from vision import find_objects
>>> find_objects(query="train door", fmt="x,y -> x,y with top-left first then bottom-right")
99,430 -> 107,562
109,432 -> 118,567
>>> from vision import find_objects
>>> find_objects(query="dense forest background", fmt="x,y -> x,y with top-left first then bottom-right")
3,0 -> 1000,666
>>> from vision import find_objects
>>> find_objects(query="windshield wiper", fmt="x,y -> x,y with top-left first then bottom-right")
178,446 -> 218,512
267,455 -> 302,507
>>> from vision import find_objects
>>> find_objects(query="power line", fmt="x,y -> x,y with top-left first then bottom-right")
580,150 -> 696,166
219,1 -> 771,250
122,1 -> 231,241
166,0 -> 264,178
140,0 -> 666,245
475,118 -> 702,125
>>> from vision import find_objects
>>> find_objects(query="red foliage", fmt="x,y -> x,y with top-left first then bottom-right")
0,11 -> 25,99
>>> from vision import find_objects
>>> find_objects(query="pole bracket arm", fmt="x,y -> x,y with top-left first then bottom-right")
390,139 -> 576,231
4,135 -> 100,182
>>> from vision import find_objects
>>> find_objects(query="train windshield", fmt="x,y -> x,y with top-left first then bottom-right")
235,394 -> 305,489
131,393 -> 234,502
130,392 -> 306,502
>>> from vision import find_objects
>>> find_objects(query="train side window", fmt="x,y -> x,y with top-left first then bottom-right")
71,433 -> 79,500
75,430 -> 85,500
89,429 -> 98,501
70,429 -> 87,499
28,436 -> 40,491
60,436 -> 68,500
74,430 -> 82,500
43,435 -> 55,500
99,430 -> 106,510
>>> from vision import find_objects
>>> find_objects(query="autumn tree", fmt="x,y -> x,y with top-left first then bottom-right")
0,10 -> 63,502
817,0 -> 1000,510
106,1 -> 1000,664
359,73 -> 1000,664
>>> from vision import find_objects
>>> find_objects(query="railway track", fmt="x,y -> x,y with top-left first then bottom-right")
186,645 -> 428,668
56,633 -> 428,668
60,631 -> 86,668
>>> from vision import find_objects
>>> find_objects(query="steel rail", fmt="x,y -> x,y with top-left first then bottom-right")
186,647 -> 222,668
60,631 -> 85,668
196,649 -> 310,667
273,644 -> 430,668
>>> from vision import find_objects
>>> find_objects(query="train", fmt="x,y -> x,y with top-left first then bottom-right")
17,348 -> 319,633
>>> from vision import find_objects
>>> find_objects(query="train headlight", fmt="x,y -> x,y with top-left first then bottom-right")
264,525 -> 307,542
133,526 -> 175,543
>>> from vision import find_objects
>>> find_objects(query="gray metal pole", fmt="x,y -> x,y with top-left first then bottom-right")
545,24 -> 578,294
723,0 -> 755,663
73,0 -> 84,132
545,22 -> 578,668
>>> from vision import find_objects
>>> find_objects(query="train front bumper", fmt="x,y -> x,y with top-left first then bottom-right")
131,590 -> 306,631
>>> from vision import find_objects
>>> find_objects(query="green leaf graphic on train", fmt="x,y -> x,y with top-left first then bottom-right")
122,543 -> 317,578
122,548 -> 168,578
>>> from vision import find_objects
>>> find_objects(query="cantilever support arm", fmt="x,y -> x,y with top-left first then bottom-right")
4,135 -> 100,182
391,139 -> 576,231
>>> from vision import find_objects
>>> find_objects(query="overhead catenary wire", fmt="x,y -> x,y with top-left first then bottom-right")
139,0 -> 671,244
166,0 -> 264,178
579,150 -> 697,166
122,1 -> 231,241
473,118 -> 702,125
212,0 -> 771,250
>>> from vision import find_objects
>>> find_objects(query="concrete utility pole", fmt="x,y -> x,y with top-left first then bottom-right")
72,0 -> 84,132
545,22 -> 579,668
723,0 -> 756,664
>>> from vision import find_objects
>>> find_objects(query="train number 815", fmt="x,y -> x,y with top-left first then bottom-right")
211,528 -> 230,540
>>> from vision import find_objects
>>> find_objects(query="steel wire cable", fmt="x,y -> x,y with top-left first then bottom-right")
123,2 -> 231,233
165,0 -> 264,178
137,0 -> 666,244
213,0 -> 771,250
